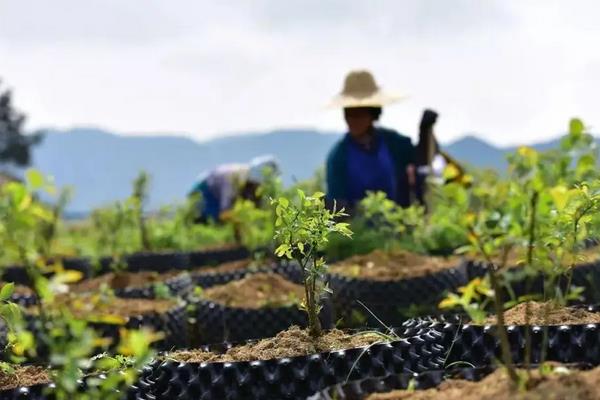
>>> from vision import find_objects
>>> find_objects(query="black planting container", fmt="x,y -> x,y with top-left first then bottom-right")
0,373 -> 152,400
97,252 -> 190,275
114,271 -> 193,299
187,247 -> 249,268
330,263 -> 468,328
1,257 -> 93,286
22,302 -> 190,362
191,261 -> 302,289
191,297 -> 334,345
10,291 -> 39,307
310,367 -> 494,400
136,325 -> 446,400
465,259 -> 600,305
407,305 -> 600,367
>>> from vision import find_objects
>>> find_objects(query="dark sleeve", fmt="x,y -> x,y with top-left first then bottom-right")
326,141 -> 346,202
401,136 -> 416,165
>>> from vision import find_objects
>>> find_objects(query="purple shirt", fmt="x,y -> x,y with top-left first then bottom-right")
346,132 -> 397,206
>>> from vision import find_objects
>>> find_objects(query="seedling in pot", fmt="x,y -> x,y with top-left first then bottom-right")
272,190 -> 352,338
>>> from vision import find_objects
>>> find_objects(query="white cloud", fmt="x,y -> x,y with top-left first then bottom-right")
0,0 -> 598,146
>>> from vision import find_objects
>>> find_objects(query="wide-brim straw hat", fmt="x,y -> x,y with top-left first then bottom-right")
329,70 -> 406,108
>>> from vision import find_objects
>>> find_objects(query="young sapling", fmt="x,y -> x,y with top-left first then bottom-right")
272,190 -> 352,338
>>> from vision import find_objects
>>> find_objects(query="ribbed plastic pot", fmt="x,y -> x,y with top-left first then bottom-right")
97,252 -> 191,275
191,262 -> 302,289
192,297 -> 334,344
465,259 -> 600,304
136,325 -> 446,400
310,367 -> 493,400
0,374 -> 152,400
114,271 -> 193,299
24,303 -> 189,362
2,257 -> 93,286
329,263 -> 468,328
187,247 -> 249,268
406,305 -> 600,367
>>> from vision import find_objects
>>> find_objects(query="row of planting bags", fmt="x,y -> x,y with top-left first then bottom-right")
3,249 -> 600,399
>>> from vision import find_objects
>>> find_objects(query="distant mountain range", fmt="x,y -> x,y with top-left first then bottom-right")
15,127 -> 587,213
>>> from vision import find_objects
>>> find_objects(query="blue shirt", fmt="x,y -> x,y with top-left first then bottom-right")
346,132 -> 397,206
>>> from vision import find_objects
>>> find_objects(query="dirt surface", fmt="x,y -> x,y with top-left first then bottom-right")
366,365 -> 600,400
483,301 -> 600,325
0,366 -> 51,391
71,270 -> 183,292
192,259 -> 253,275
168,325 -> 382,363
28,293 -> 177,320
202,272 -> 303,308
13,285 -> 35,296
330,250 -> 458,281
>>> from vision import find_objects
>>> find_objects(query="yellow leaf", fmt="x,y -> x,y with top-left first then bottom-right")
439,296 -> 458,309
88,314 -> 128,325
52,270 -> 84,284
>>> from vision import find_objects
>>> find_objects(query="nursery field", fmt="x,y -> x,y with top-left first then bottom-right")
2,119 -> 600,399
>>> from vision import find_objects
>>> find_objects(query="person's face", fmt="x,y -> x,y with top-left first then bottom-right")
344,108 -> 375,139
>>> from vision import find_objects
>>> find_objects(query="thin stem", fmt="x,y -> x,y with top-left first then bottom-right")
524,191 -> 538,373
472,229 -> 519,385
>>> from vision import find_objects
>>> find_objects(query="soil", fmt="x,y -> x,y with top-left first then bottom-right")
202,272 -> 304,308
28,293 -> 177,321
365,365 -> 600,400
482,301 -> 600,326
330,249 -> 458,281
0,366 -> 51,391
167,325 -> 382,363
70,270 -> 183,292
13,285 -> 35,296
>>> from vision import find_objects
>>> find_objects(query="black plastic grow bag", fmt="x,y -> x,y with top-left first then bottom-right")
0,373 -> 152,400
136,325 -> 446,400
187,247 -> 249,268
192,297 -> 334,344
329,263 -> 468,328
97,252 -> 191,275
191,261 -> 302,289
310,366 -> 494,400
22,303 -> 190,363
465,259 -> 600,305
113,271 -> 193,299
1,257 -> 93,286
405,305 -> 600,367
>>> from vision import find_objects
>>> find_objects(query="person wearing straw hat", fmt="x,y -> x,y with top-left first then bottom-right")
326,70 -> 415,211
189,155 -> 280,223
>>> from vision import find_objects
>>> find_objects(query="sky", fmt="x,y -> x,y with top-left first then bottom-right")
0,0 -> 598,146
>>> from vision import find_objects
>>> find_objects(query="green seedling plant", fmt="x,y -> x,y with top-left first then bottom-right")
131,171 -> 151,252
272,190 -> 352,338
439,277 -> 494,324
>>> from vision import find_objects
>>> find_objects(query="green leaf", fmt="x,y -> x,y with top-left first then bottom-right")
25,169 -> 45,189
0,283 -> 15,302
569,118 -> 584,137
278,197 -> 289,208
312,192 -> 325,199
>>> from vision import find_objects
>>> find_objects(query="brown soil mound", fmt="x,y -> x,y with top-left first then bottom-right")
71,271 -> 183,293
0,366 -> 51,391
168,325 -> 382,363
483,302 -> 600,326
202,273 -> 303,308
330,250 -> 457,281
366,365 -> 600,400
29,294 -> 177,320
192,259 -> 254,275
